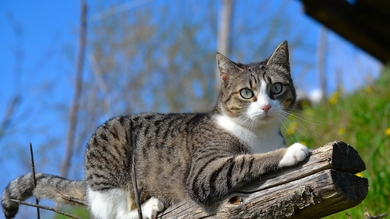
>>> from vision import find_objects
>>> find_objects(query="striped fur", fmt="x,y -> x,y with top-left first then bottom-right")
2,173 -> 85,218
2,41 -> 309,219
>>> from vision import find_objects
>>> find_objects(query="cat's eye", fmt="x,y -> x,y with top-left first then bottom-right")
240,88 -> 254,99
270,83 -> 283,95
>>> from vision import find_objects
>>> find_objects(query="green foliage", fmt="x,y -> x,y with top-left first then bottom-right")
53,206 -> 90,219
283,67 -> 390,218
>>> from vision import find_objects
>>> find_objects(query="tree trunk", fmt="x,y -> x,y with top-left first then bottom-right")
215,0 -> 233,96
61,0 -> 87,177
317,27 -> 327,102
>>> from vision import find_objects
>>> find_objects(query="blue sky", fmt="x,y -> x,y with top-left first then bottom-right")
0,0 -> 383,218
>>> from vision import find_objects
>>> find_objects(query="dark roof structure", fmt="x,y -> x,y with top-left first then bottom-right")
301,0 -> 390,64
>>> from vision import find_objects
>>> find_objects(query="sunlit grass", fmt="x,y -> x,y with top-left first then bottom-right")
283,66 -> 390,218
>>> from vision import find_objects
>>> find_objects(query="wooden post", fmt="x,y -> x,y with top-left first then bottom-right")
158,141 -> 368,218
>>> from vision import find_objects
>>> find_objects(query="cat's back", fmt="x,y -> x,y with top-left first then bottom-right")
131,112 -> 245,153
131,112 -> 229,203
131,112 -> 212,140
132,111 -> 224,164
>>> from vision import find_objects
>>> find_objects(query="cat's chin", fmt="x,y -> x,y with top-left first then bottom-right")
255,116 -> 277,127
261,115 -> 274,123
246,115 -> 278,129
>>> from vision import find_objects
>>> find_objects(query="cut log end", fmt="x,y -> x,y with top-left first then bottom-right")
328,141 -> 366,173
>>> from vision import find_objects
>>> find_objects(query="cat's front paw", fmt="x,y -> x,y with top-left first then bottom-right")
141,197 -> 165,219
278,143 -> 309,168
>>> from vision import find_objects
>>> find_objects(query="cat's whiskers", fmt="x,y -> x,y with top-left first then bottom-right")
234,112 -> 269,133
235,114 -> 257,132
295,118 -> 323,139
277,116 -> 297,143
274,109 -> 323,140
287,114 -> 323,137
288,110 -> 325,126
274,109 -> 322,126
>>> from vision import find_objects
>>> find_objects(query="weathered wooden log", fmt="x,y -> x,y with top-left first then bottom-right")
158,141 -> 368,219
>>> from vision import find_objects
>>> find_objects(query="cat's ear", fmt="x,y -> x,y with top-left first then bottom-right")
216,52 -> 243,86
266,41 -> 290,69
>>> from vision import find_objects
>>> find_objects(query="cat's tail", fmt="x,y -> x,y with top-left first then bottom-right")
2,172 -> 86,219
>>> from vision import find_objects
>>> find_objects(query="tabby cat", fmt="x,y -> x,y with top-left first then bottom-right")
2,41 -> 309,219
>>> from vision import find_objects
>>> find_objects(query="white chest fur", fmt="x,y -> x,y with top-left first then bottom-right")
215,114 -> 285,153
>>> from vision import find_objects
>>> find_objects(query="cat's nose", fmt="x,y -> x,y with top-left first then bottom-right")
261,104 -> 271,114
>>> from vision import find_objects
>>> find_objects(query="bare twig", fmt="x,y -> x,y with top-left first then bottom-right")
90,0 -> 153,21
61,196 -> 88,206
364,208 -> 388,219
88,53 -> 112,118
29,143 -> 40,219
131,121 -> 143,219
0,96 -> 21,143
368,214 -> 389,219
61,0 -> 88,177
132,157 -> 143,219
9,199 -> 82,219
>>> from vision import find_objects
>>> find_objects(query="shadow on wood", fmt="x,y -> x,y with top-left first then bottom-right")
158,141 -> 368,218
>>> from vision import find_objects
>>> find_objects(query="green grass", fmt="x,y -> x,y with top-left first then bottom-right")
53,207 -> 90,219
283,66 -> 390,218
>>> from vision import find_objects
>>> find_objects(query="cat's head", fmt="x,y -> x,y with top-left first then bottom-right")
215,41 -> 296,129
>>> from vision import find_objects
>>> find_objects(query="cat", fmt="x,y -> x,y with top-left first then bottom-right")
2,41 -> 309,219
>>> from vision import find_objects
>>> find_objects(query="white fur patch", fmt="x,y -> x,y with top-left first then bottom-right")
215,114 -> 285,153
278,143 -> 309,168
139,197 -> 165,218
87,188 -> 129,219
87,187 -> 164,219
246,79 -> 283,125
259,79 -> 268,94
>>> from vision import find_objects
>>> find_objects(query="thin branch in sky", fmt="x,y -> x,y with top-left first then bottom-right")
88,53 -> 112,118
0,96 -> 20,143
29,143 -> 40,219
7,13 -> 24,94
9,199 -> 82,219
61,0 -> 88,177
90,0 -> 154,22
61,196 -> 87,206
0,14 -> 24,143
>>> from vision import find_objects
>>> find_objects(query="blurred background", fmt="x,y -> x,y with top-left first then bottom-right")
1,0 -> 389,218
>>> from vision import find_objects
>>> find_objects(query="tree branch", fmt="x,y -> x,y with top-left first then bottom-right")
29,143 -> 40,219
9,199 -> 82,219
61,196 -> 88,206
131,121 -> 143,219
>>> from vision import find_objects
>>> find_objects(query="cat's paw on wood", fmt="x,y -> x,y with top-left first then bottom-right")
142,197 -> 165,219
278,143 -> 309,168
